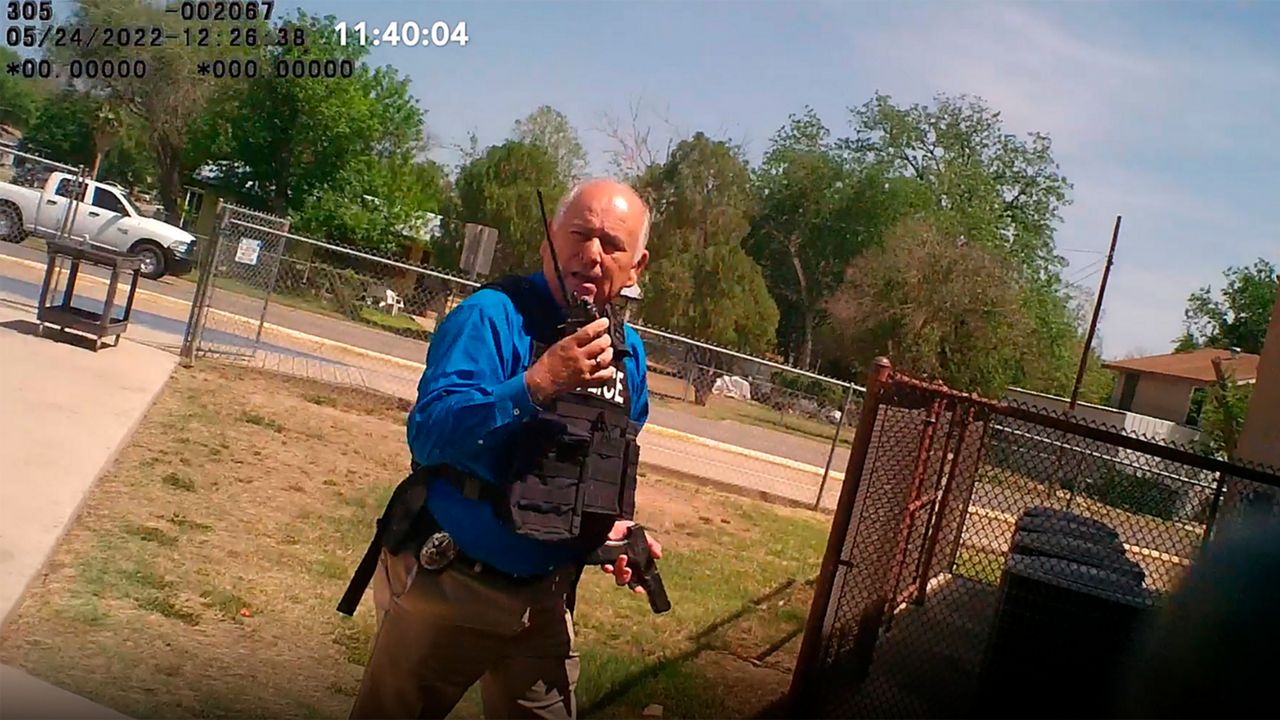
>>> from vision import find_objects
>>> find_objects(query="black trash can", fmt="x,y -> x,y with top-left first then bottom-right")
1016,513 -> 1123,549
974,555 -> 1157,718
1010,530 -> 1146,588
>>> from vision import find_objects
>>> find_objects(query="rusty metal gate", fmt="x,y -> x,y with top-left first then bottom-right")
786,358 -> 1280,718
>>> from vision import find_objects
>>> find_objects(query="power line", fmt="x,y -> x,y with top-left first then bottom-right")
1065,258 -> 1106,286
1059,247 -> 1106,255
1066,269 -> 1102,290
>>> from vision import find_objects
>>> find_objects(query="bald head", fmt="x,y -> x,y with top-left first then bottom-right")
543,178 -> 651,309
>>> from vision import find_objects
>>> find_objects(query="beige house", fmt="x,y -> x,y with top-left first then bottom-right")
1103,348 -> 1260,425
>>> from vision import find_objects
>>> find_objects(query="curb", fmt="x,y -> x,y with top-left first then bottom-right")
0,345 -> 177,633
0,253 -> 845,481
0,254 -> 427,371
643,424 -> 845,481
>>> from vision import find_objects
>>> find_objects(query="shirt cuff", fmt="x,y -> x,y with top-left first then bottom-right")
497,372 -> 541,421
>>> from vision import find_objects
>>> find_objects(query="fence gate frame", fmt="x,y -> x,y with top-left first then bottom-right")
785,356 -> 1280,718
787,357 -> 894,711
179,201 -> 289,366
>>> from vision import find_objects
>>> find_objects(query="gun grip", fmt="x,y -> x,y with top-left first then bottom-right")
625,526 -> 671,614
636,568 -> 671,614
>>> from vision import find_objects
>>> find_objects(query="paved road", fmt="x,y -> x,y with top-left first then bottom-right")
0,241 -> 429,363
0,243 -> 849,476
647,403 -> 850,472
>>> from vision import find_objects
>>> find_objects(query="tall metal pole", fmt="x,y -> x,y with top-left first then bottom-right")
1068,215 -> 1122,411
814,381 -> 858,511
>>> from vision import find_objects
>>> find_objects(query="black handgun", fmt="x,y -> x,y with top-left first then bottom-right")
584,524 -> 671,614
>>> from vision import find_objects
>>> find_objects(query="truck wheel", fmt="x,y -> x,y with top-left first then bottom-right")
130,241 -> 167,280
0,203 -> 23,243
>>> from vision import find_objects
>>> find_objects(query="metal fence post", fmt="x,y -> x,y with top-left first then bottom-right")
814,381 -> 858,511
682,346 -> 694,403
788,357 -> 892,716
179,201 -> 224,366
252,232 -> 287,348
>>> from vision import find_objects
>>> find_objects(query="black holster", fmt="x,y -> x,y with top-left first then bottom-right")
336,467 -> 433,616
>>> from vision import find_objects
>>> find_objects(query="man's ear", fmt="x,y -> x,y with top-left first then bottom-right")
629,248 -> 649,285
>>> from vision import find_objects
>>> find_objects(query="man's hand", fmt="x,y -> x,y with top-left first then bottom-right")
524,316 -> 615,406
599,520 -> 663,592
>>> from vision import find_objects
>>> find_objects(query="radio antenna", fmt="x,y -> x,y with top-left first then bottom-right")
537,189 -> 574,308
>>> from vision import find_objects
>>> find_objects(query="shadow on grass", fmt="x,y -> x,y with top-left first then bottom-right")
580,576 -> 815,719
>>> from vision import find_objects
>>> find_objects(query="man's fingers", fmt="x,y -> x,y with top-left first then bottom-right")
573,317 -> 610,345
583,333 -> 613,357
584,366 -> 617,386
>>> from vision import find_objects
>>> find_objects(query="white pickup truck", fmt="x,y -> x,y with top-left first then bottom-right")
0,171 -> 197,279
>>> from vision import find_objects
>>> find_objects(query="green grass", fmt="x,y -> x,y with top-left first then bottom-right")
356,305 -> 426,334
211,276 -> 343,320
953,546 -> 1006,586
321,478 -> 829,719
654,394 -> 856,449
0,363 -> 828,720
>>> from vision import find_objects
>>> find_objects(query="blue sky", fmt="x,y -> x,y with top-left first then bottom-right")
235,2 -> 1280,358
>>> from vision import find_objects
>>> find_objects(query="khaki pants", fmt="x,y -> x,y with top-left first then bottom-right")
349,548 -> 582,720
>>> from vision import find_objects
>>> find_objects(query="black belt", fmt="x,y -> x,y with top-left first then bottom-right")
338,465 -> 563,616
412,497 -> 550,588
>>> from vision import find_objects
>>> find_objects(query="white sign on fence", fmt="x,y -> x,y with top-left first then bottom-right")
235,237 -> 261,265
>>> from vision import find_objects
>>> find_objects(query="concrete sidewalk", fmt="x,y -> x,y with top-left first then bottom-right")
0,300 -> 173,719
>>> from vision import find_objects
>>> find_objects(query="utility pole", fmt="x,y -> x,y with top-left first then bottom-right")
1068,215 -> 1122,411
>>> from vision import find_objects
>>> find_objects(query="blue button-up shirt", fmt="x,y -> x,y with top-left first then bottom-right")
407,271 -> 650,577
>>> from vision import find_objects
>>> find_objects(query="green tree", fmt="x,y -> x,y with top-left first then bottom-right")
745,107 -> 932,370
19,89 -> 96,167
20,88 -> 156,190
295,155 -> 447,254
512,105 -> 589,185
88,99 -> 125,180
0,48 -> 44,129
835,92 -> 1106,398
1197,367 -> 1254,458
633,131 -> 780,398
187,10 -> 426,221
54,0 -> 234,220
816,219 -> 1037,397
1176,258 -> 1277,354
842,92 -> 1072,283
450,140 -> 566,275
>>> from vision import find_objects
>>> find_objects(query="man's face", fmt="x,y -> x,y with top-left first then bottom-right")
543,182 -> 649,310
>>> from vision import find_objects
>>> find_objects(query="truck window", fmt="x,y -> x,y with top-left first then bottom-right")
54,178 -> 84,200
90,187 -> 128,215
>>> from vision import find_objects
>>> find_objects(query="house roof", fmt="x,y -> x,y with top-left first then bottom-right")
1102,348 -> 1261,383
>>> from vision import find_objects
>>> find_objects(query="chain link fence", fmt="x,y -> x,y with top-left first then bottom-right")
175,206 -> 867,507
788,359 -> 1280,718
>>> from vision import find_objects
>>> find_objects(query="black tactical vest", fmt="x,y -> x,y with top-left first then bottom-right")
476,275 -> 641,551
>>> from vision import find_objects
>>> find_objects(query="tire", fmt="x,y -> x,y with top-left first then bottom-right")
0,203 -> 23,243
130,241 -> 167,280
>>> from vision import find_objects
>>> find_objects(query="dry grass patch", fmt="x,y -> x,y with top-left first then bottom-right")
0,362 -> 828,719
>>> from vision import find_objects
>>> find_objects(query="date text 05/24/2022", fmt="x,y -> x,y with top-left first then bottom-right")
335,21 -> 469,48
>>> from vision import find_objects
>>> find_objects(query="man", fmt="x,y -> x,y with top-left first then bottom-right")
349,178 -> 661,720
